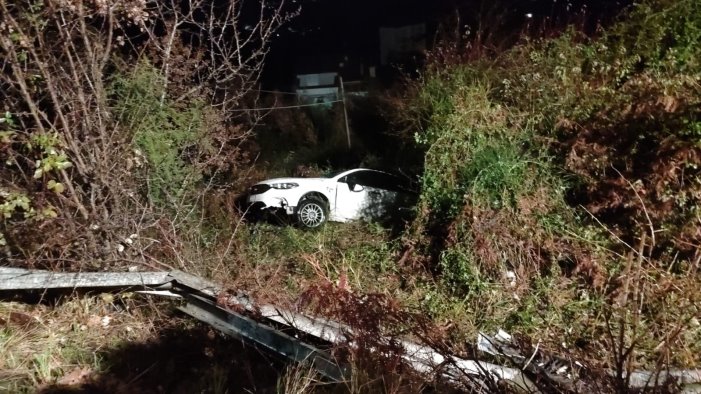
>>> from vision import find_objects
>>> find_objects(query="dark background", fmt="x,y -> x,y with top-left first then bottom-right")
262,0 -> 633,88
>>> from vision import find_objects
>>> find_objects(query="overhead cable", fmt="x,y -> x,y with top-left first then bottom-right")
231,99 -> 343,112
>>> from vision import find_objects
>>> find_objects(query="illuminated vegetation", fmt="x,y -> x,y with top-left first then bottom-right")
1,0 -> 699,392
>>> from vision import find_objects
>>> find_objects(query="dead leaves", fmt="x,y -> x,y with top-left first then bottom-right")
56,366 -> 92,386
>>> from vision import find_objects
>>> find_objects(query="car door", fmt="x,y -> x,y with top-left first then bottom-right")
333,171 -> 372,221
364,172 -> 399,219
334,170 -> 398,221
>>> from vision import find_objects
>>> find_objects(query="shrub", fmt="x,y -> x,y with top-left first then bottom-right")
392,0 -> 701,379
110,62 -> 204,210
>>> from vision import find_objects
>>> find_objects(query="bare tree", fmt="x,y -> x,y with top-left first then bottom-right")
0,0 -> 290,268
151,0 -> 291,109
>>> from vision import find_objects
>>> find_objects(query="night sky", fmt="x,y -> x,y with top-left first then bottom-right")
262,0 -> 633,88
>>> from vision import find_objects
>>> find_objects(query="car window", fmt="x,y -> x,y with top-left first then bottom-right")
339,172 -> 358,187
384,173 -> 415,193
357,171 -> 377,187
375,173 -> 396,189
343,171 -> 375,188
339,170 -> 414,192
338,172 -> 354,185
341,170 -> 409,190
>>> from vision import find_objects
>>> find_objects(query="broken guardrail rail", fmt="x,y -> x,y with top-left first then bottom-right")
2,266 -> 700,393
0,267 -> 345,382
0,266 -> 537,391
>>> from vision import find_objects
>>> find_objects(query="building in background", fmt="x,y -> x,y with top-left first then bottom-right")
294,54 -> 375,104
295,72 -> 339,104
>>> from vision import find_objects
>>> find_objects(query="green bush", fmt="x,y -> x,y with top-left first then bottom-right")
396,0 -> 701,373
110,62 -> 204,210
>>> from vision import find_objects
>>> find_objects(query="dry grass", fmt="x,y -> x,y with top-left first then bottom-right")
3,208 -> 696,393
0,294 -> 160,392
276,363 -> 323,394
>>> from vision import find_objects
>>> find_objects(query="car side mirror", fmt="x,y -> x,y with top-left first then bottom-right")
351,183 -> 364,192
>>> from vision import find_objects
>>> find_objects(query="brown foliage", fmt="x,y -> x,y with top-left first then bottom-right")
561,105 -> 701,261
295,279 -> 442,390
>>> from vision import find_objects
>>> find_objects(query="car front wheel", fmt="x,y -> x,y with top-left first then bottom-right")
296,197 -> 328,229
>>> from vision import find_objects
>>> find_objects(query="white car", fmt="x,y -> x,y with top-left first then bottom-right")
246,168 -> 416,228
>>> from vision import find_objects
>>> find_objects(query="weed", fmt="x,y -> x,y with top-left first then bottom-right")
276,363 -> 321,394
0,296 -> 154,392
232,224 -> 357,302
110,61 -> 204,210
379,1 -> 701,390
32,352 -> 56,385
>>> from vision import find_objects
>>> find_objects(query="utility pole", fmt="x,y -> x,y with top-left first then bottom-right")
339,76 -> 351,150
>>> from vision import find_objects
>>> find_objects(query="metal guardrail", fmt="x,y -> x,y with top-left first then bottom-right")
177,291 -> 347,381
0,267 -> 347,382
0,269 -> 170,290
2,266 -> 700,393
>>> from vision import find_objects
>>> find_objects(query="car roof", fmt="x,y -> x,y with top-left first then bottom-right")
332,168 -> 391,178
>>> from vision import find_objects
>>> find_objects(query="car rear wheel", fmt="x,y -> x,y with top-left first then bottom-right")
296,197 -> 328,229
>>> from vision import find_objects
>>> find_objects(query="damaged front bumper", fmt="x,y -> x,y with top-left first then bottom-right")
246,195 -> 295,215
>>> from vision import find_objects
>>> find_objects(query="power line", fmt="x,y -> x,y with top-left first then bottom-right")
250,89 -> 300,96
231,100 -> 343,112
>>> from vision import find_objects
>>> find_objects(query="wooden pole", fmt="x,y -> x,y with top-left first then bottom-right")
339,76 -> 351,149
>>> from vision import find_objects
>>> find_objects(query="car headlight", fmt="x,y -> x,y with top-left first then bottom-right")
270,182 -> 299,190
